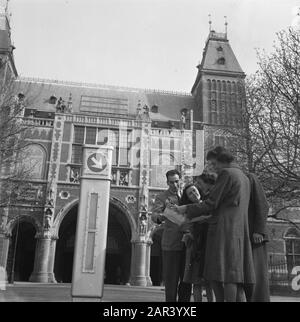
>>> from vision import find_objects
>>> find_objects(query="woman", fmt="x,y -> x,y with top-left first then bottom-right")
174,146 -> 255,302
180,180 -> 214,302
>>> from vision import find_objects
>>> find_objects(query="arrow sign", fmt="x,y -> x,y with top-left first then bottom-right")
86,152 -> 107,173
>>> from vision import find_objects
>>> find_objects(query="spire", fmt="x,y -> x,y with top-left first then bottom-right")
224,16 -> 228,39
0,0 -> 17,77
208,14 -> 212,32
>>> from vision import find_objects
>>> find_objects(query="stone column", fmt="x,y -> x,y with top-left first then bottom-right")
130,237 -> 152,287
29,230 -> 52,283
47,236 -> 58,283
0,208 -> 10,270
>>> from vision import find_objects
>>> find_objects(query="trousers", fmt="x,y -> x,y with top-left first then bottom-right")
162,250 -> 192,302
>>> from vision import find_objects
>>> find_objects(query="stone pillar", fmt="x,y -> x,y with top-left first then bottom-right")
29,231 -> 52,283
0,208 -> 10,270
130,237 -> 152,287
47,236 -> 58,283
0,232 -> 10,276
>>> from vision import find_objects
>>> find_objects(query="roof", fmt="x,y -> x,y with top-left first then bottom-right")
16,77 -> 196,122
0,14 -> 11,52
191,31 -> 245,93
0,27 -> 11,52
201,37 -> 244,74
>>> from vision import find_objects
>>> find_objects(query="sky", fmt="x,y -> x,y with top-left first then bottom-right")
6,0 -> 300,92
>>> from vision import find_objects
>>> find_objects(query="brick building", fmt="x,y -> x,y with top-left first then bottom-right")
1,3 -> 298,289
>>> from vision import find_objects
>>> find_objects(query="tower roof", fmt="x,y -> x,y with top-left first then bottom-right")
0,1 -> 17,76
191,30 -> 245,93
201,30 -> 244,74
0,5 -> 11,52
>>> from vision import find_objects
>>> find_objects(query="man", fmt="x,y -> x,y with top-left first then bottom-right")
151,169 -> 191,302
244,172 -> 270,302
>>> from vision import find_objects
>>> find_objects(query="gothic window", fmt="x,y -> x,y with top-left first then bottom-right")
71,126 -> 133,173
85,127 -> 97,144
222,81 -> 226,92
97,129 -> 119,166
211,100 -> 217,112
231,81 -> 237,93
217,57 -> 226,65
74,126 -> 85,144
71,145 -> 83,164
20,144 -> 46,180
207,79 -> 211,91
212,80 -> 216,91
284,228 -> 300,273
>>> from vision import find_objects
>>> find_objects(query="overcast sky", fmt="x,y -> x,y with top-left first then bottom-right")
8,0 -> 300,92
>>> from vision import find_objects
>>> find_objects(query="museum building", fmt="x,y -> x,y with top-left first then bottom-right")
3,5 -> 296,288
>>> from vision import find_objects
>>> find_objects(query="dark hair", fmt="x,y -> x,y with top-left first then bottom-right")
198,172 -> 217,185
180,183 -> 200,206
206,146 -> 234,163
166,169 -> 181,180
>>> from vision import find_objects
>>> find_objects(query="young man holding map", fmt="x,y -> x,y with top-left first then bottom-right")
151,169 -> 191,302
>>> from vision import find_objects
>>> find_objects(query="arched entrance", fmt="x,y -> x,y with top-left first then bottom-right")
54,202 -> 132,284
7,221 -> 37,282
150,227 -> 163,286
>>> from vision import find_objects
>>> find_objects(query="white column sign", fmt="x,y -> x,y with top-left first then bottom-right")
71,145 -> 113,302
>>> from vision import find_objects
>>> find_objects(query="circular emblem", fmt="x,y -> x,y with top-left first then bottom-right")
87,152 -> 107,173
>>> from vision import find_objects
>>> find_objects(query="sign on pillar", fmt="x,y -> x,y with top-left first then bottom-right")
71,145 -> 113,302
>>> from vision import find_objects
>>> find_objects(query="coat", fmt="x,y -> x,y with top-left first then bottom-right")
186,164 -> 255,284
151,189 -> 184,251
245,173 -> 270,302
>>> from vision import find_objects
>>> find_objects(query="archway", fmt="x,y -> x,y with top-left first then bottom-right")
7,221 -> 37,282
150,226 -> 163,286
54,201 -> 132,284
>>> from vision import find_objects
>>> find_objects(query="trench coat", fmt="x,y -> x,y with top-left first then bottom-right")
244,172 -> 270,302
186,164 -> 255,284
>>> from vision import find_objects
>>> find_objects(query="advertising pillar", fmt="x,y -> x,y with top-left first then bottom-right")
71,145 -> 113,302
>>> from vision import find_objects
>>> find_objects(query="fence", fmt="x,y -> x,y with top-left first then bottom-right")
268,255 -> 300,296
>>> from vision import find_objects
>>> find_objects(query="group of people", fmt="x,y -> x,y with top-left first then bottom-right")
152,146 -> 270,302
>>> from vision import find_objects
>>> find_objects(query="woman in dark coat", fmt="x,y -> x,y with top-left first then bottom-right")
244,172 -> 270,302
180,179 -> 214,302
173,147 -> 255,302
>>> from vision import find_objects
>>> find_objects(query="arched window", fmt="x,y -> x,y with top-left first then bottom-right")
20,144 -> 46,180
284,227 -> 300,271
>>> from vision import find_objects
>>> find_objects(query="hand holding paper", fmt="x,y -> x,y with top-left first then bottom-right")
163,207 -> 186,225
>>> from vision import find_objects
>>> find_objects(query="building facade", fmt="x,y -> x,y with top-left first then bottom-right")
1,4 -> 298,289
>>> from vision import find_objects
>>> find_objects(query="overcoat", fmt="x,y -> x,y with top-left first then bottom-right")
186,164 -> 255,284
245,172 -> 270,302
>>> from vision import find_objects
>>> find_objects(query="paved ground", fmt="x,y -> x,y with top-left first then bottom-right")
0,283 -> 300,302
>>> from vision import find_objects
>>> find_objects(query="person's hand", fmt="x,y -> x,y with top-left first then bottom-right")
173,205 -> 187,214
180,219 -> 191,231
190,214 -> 212,224
182,232 -> 194,248
253,233 -> 264,244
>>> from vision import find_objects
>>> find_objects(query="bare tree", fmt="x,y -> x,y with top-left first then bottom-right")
0,62 -> 34,208
222,28 -> 300,222
255,28 -> 300,213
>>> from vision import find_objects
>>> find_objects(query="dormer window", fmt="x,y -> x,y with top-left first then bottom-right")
151,105 -> 159,113
217,57 -> 226,65
49,95 -> 57,104
217,46 -> 223,52
18,92 -> 25,101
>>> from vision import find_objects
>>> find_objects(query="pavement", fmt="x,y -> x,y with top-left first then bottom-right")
0,283 -> 300,302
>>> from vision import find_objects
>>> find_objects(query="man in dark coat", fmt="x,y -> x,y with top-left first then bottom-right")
244,172 -> 270,302
151,169 -> 191,302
